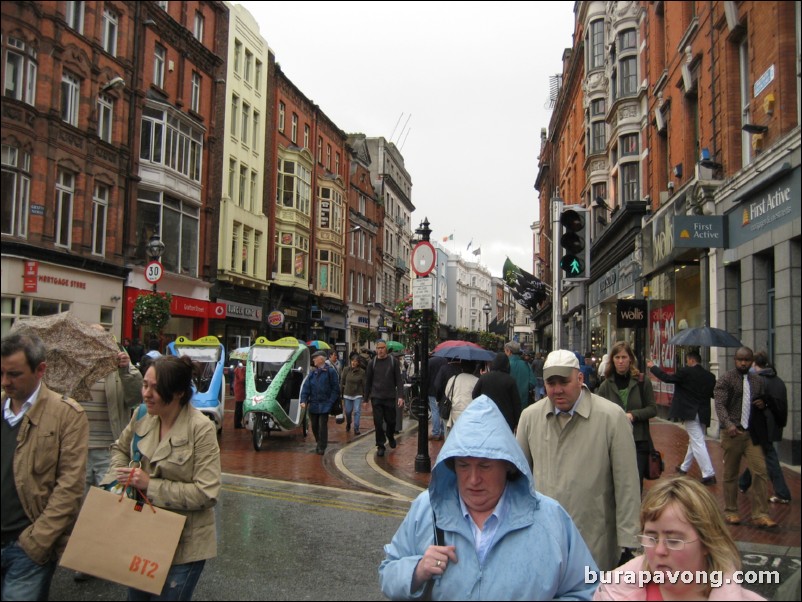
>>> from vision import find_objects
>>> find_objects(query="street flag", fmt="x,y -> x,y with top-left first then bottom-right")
442,233 -> 453,242
472,247 -> 481,256
466,239 -> 473,251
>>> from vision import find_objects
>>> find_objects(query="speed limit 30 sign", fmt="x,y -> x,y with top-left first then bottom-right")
145,261 -> 164,284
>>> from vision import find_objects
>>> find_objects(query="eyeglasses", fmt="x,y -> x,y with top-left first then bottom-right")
636,534 -> 699,551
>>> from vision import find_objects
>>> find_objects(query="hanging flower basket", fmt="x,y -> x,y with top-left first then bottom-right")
133,292 -> 172,337
392,294 -> 439,350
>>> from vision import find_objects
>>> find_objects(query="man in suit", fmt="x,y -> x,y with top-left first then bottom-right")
647,351 -> 717,484
1,333 -> 89,600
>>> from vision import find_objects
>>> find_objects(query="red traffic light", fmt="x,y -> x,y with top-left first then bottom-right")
560,209 -> 585,232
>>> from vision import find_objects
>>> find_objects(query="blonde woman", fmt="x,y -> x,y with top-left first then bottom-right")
594,477 -> 764,600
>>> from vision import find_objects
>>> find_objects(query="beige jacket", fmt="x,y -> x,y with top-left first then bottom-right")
6,383 -> 89,564
516,386 -> 641,571
101,362 -> 143,440
102,404 -> 221,564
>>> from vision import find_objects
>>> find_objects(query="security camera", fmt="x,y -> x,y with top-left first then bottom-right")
101,76 -> 125,93
667,181 -> 675,191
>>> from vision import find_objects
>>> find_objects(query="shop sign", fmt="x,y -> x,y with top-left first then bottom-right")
322,311 -> 345,329
589,252 -> 640,308
284,308 -> 299,318
38,273 -> 87,289
267,311 -> 284,327
727,169 -> 800,248
30,204 -> 45,216
652,211 -> 675,266
170,297 -> 208,317
23,261 -> 38,293
616,299 -> 647,328
222,300 -> 262,322
208,303 -> 226,319
675,216 -> 726,248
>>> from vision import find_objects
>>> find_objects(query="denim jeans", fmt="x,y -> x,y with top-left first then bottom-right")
1,540 -> 56,601
86,447 -> 112,490
128,560 -> 205,601
738,442 -> 792,500
428,395 -> 443,436
343,396 -> 362,430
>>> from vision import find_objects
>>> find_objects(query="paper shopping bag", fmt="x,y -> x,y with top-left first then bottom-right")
60,487 -> 186,595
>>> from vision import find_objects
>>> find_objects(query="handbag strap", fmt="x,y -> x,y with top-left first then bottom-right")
131,403 -> 148,463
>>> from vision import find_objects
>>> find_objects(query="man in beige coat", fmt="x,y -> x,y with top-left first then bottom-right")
516,349 -> 640,571
2,333 -> 89,600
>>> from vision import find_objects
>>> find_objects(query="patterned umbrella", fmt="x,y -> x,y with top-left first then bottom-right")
10,312 -> 120,401
306,340 -> 331,350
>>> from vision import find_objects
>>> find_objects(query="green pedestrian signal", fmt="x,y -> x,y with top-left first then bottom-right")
559,206 -> 590,281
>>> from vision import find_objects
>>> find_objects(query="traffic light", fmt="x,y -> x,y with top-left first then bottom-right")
559,205 -> 590,281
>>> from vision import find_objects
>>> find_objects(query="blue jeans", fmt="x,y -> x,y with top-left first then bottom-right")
1,540 -> 57,601
738,442 -> 792,500
428,395 -> 443,436
128,560 -> 205,601
344,396 -> 362,430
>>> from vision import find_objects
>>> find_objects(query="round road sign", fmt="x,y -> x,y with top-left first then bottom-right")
411,241 -> 436,277
145,261 -> 164,284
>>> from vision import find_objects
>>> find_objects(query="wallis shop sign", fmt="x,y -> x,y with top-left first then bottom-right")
617,299 -> 648,328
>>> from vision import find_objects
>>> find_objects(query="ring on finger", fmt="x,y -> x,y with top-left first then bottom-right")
436,559 -> 441,567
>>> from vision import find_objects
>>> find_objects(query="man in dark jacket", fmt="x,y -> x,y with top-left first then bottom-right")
364,341 -> 404,457
472,352 -> 521,431
301,350 -> 339,455
427,353 -> 447,440
647,351 -> 716,483
738,351 -> 791,503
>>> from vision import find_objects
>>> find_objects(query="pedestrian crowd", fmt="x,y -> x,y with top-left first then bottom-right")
1,325 -> 792,601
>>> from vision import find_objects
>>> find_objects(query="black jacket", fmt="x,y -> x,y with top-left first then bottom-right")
758,367 -> 788,441
650,363 -> 716,426
472,353 -> 521,431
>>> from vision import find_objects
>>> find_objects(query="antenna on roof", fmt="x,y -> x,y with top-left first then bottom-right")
399,127 -> 411,151
389,113 -> 404,142
395,113 -> 412,145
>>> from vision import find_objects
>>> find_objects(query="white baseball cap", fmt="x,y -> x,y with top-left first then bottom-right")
543,349 -> 580,380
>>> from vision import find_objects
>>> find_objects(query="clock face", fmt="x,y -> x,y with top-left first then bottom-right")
411,241 -> 436,276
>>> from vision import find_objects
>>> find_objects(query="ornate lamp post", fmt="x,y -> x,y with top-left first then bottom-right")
414,218 -> 432,474
483,301 -> 491,333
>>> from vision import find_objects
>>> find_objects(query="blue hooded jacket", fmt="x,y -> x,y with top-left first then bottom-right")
379,396 -> 598,600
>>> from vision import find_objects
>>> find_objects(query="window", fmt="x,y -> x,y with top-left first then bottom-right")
317,249 -> 342,295
60,72 -> 80,126
591,121 -> 606,154
317,137 -> 322,163
291,114 -> 298,143
303,124 -> 310,149
231,223 -> 239,270
252,111 -> 260,151
241,102 -> 250,146
254,59 -> 262,90
620,133 -> 638,156
739,39 -> 752,166
326,144 -> 331,170
619,29 -> 636,51
335,152 -> 340,175
92,183 -> 108,256
97,94 -> 113,143
140,104 -> 203,182
156,0 -> 168,9
65,1 -> 84,34
277,231 -> 308,278
190,72 -> 201,113
241,227 -> 251,273
589,19 -> 604,69
230,95 -> 239,138
102,9 -> 118,56
620,56 -> 637,96
193,11 -> 204,43
244,49 -> 253,83
55,169 -> 75,247
228,158 -> 236,200
136,189 -> 199,276
278,102 -> 285,132
276,157 -> 311,214
318,186 -> 343,233
239,166 -> 247,207
621,162 -> 639,203
233,40 -> 242,74
154,44 -> 166,88
250,170 -> 258,210
591,98 -> 606,117
358,193 -> 366,215
1,145 -> 30,237
2,297 -> 71,335
4,37 -> 38,105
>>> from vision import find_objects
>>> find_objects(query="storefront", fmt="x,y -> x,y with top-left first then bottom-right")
1,256 -> 126,336
211,299 -> 263,353
587,251 -> 642,358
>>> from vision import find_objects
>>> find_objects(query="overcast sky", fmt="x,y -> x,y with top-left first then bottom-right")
236,1 -> 576,277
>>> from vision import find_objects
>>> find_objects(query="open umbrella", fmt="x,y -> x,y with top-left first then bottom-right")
385,340 -> 405,353
433,345 -> 495,362
229,346 -> 250,361
667,325 -> 742,348
306,340 -> 331,350
432,340 -> 482,353
9,312 -> 120,401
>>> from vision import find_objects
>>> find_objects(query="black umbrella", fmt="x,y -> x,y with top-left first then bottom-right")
668,326 -> 742,348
